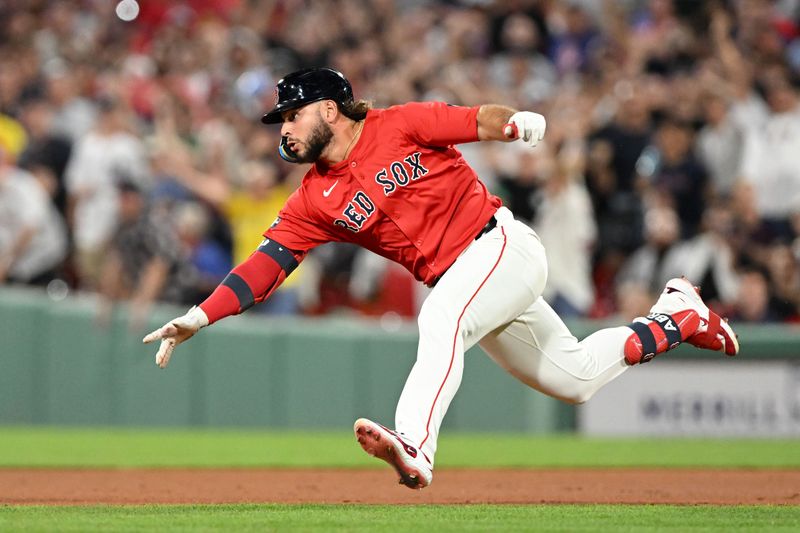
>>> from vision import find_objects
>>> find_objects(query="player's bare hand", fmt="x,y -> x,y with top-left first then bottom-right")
142,306 -> 209,369
504,112 -> 546,147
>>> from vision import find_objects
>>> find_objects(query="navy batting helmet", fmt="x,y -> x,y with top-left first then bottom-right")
261,67 -> 354,124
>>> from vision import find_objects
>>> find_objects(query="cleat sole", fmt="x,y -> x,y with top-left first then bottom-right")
353,418 -> 430,490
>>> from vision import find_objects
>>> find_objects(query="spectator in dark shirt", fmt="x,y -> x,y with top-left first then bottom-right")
637,116 -> 709,238
17,96 -> 72,216
98,177 -> 187,330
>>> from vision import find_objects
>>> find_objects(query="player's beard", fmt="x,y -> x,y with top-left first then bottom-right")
295,115 -> 333,163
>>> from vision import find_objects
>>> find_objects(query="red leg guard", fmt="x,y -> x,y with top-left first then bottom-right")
624,310 -> 701,365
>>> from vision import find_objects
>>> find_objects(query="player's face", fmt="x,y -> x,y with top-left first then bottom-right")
280,103 -> 334,163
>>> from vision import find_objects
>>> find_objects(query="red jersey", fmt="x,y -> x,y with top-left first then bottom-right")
266,102 -> 502,286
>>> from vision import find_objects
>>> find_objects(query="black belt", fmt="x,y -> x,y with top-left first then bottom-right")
428,215 -> 499,288
474,215 -> 497,240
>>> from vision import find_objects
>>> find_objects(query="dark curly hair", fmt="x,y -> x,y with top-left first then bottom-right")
339,99 -> 372,121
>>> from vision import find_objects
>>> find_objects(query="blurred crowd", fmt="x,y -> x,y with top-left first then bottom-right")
1,0 -> 800,326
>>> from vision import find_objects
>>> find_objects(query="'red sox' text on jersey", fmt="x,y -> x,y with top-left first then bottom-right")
265,101 -> 502,287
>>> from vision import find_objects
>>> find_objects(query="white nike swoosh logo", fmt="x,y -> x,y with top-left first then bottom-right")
323,180 -> 339,197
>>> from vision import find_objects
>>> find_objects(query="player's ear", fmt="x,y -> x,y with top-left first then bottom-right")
322,100 -> 338,122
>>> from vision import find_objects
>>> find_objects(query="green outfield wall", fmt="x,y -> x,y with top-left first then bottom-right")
1,287 -> 798,431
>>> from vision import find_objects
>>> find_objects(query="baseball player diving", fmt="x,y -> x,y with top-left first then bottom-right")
144,67 -> 739,490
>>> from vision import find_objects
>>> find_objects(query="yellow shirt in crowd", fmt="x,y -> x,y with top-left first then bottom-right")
223,185 -> 300,288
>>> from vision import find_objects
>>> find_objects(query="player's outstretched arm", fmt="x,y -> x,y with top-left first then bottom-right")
143,306 -> 209,369
476,104 -> 546,147
142,237 -> 299,368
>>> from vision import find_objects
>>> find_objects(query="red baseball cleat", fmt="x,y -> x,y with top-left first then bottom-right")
354,418 -> 433,490
624,277 -> 739,365
665,278 -> 739,356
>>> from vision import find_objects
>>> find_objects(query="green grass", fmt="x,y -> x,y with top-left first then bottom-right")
0,427 -> 798,468
2,428 -> 797,531
1,504 -> 798,532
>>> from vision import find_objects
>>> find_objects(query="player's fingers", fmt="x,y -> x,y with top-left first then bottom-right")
155,338 -> 176,368
142,329 -> 162,344
142,323 -> 177,344
503,123 -> 518,139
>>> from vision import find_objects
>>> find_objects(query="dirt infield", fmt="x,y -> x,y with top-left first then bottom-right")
2,468 -> 799,505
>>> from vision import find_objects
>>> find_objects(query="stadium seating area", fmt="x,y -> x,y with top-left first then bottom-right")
1,0 -> 799,323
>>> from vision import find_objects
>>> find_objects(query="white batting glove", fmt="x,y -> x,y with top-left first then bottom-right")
142,306 -> 209,369
503,111 -> 546,147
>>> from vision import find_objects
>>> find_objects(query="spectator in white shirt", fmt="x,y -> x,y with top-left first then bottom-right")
0,144 -> 67,285
739,71 -> 800,241
64,97 -> 149,289
44,64 -> 97,144
696,90 -> 767,198
535,141 -> 597,317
